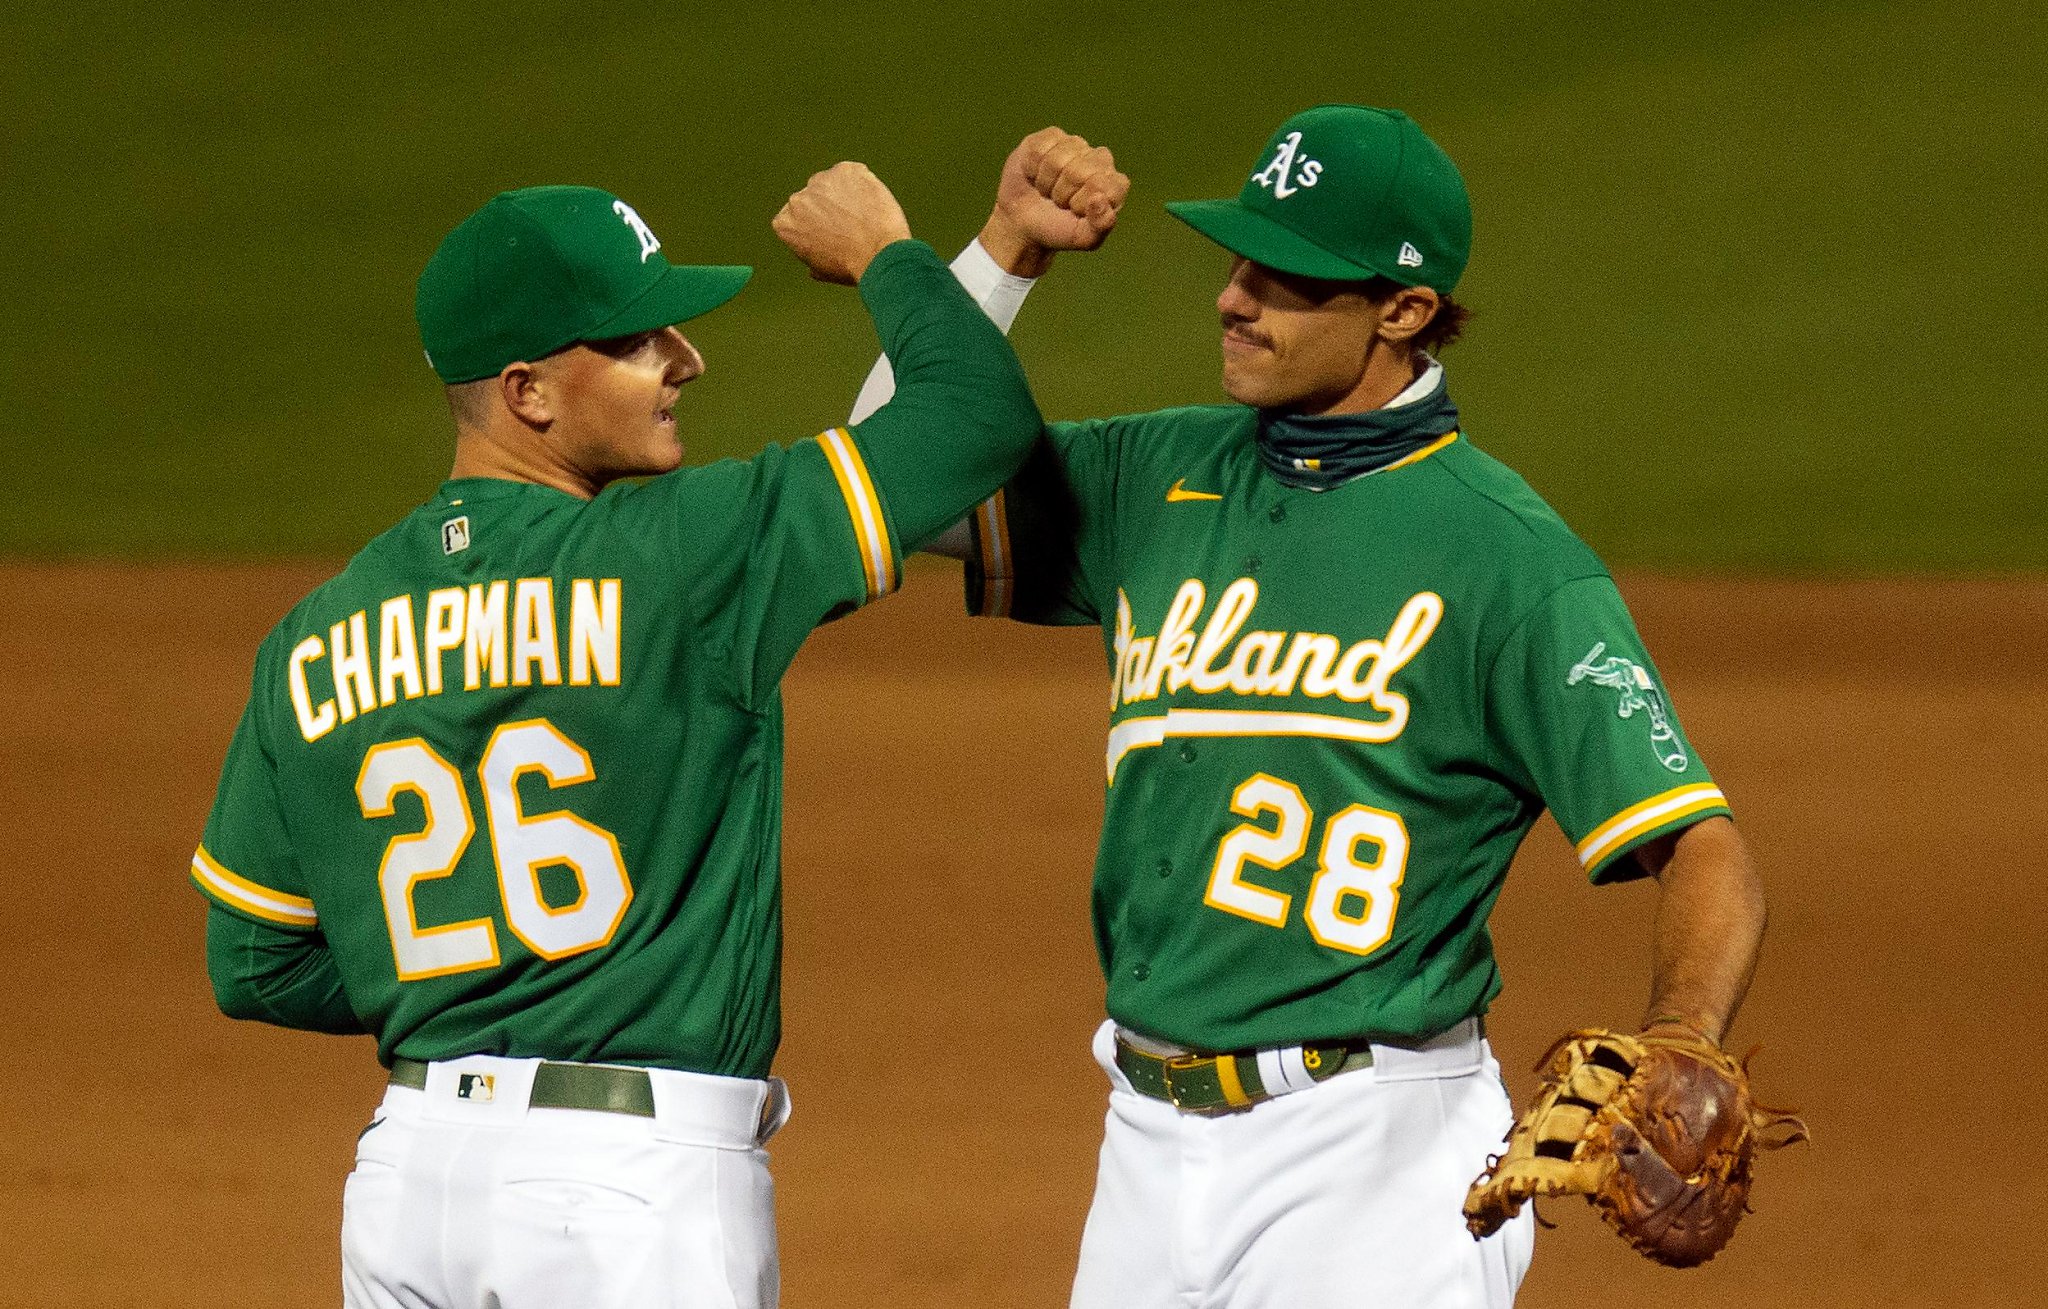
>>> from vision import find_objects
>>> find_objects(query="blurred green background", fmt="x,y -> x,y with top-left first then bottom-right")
2,0 -> 2040,568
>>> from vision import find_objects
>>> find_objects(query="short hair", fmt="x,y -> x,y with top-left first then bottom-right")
444,377 -> 494,429
444,340 -> 594,429
1361,276 -> 1470,355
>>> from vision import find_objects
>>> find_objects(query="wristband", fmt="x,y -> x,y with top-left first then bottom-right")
951,240 -> 1038,333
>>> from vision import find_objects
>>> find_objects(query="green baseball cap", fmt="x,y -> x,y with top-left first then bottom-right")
416,185 -> 752,384
1165,105 -> 1472,292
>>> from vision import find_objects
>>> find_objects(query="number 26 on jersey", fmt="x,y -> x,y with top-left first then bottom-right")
356,717 -> 631,980
1204,772 -> 1406,955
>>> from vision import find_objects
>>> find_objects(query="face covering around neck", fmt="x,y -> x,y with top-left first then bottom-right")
1256,359 -> 1459,490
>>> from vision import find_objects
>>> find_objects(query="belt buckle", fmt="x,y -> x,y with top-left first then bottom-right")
1161,1053 -> 1206,1111
1163,1052 -> 1241,1116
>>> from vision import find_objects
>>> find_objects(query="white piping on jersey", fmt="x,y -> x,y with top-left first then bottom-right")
1105,715 -> 1169,779
191,845 -> 318,926
974,489 -> 1012,618
818,427 -> 897,600
1575,783 -> 1727,869
1105,707 -> 1430,783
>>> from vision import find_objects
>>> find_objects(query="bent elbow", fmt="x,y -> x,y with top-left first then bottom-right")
211,973 -> 272,1023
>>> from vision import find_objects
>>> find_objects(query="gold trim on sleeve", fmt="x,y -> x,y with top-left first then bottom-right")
818,427 -> 898,601
1575,784 -> 1728,869
973,489 -> 1013,617
191,845 -> 318,927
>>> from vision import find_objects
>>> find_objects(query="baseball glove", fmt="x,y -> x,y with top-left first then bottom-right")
1462,1026 -> 1807,1267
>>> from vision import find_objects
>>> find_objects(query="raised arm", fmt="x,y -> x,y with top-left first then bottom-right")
845,128 -> 1129,557
772,162 -> 1037,553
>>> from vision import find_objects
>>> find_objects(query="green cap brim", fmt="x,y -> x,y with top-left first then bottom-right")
585,263 -> 754,341
1165,199 -> 1383,282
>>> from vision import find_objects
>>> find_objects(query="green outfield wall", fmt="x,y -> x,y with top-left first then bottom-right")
2,0 -> 2040,569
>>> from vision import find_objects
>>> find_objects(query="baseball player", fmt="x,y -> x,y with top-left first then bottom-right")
188,149 -> 1121,1308
860,109 -> 1768,1306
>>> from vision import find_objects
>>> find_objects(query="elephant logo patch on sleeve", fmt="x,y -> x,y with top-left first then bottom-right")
1567,642 -> 1689,772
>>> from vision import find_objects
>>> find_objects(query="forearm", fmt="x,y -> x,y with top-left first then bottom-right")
850,239 -> 1039,561
207,905 -> 366,1034
849,124 -> 1122,556
850,239 -> 1041,424
852,240 -> 1043,551
1637,816 -> 1766,1042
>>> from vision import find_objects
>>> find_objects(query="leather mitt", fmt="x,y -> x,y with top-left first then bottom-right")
1463,1027 -> 1807,1267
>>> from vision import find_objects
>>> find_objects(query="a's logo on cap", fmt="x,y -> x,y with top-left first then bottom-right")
613,199 -> 661,263
1251,131 -> 1323,200
1397,241 -> 1425,268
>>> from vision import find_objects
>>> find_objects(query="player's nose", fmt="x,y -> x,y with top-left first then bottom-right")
1217,257 -> 1260,321
661,327 -> 704,384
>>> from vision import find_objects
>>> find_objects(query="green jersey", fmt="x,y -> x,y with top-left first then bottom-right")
967,404 -> 1729,1053
191,241 -> 1041,1078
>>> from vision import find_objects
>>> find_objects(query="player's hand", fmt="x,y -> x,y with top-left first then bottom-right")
980,127 -> 1130,277
772,162 -> 914,285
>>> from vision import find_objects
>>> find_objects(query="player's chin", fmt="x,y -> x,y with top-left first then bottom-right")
1220,361 -> 1278,409
644,436 -> 685,473
622,424 -> 685,477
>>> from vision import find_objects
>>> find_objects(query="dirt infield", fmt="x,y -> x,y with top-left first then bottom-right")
4,562 -> 2043,1308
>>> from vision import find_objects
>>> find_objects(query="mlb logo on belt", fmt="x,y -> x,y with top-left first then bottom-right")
456,1072 -> 496,1102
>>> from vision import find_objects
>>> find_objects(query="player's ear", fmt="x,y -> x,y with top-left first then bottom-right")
1376,285 -> 1441,346
499,360 -> 554,428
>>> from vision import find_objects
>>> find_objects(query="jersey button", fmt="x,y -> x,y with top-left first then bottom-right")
1132,963 -> 1151,981
1178,742 -> 1198,763
1155,859 -> 1174,879
1268,504 -> 1287,524
1243,556 -> 1261,574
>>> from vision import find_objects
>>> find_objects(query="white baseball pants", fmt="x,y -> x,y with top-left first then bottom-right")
340,1056 -> 790,1309
1070,1018 -> 1535,1309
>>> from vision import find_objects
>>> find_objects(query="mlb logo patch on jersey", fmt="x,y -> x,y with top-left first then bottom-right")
456,1072 -> 496,1102
442,515 -> 472,555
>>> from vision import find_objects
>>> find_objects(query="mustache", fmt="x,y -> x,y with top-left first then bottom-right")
1221,316 -> 1272,349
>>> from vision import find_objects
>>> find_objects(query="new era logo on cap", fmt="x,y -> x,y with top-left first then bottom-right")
1398,241 -> 1424,268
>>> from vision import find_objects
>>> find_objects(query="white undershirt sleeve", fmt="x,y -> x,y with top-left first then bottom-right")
848,239 -> 1038,424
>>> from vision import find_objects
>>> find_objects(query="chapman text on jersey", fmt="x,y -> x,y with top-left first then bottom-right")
286,578 -> 623,742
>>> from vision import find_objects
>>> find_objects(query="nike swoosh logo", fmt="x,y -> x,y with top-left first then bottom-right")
1166,479 -> 1223,503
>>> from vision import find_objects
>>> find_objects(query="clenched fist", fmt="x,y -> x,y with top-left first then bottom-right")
772,162 -> 913,285
981,127 -> 1131,277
